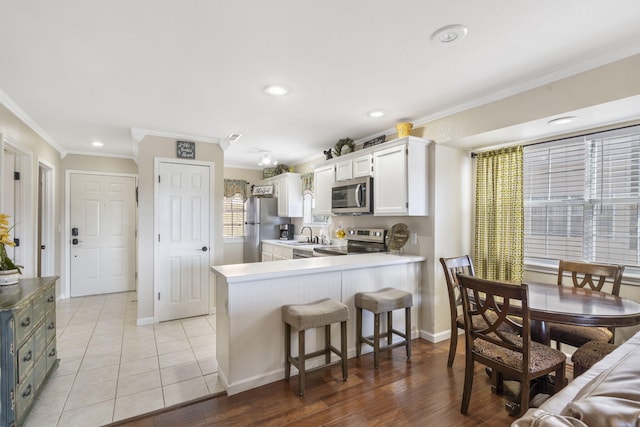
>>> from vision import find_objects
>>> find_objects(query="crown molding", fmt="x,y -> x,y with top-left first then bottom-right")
131,128 -> 220,145
0,89 -> 66,156
65,149 -> 136,160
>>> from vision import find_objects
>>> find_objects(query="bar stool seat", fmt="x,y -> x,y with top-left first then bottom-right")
355,287 -> 413,369
282,298 -> 349,396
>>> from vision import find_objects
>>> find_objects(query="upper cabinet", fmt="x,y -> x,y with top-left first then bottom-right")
373,137 -> 429,216
313,165 -> 335,216
335,154 -> 373,181
313,136 -> 431,217
262,173 -> 302,217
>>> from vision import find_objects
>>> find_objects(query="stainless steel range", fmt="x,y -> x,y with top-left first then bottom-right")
313,227 -> 387,256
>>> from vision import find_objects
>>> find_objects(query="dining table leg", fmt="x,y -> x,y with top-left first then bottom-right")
530,319 -> 550,346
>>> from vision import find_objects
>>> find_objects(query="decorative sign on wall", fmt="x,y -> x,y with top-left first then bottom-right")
177,140 -> 196,159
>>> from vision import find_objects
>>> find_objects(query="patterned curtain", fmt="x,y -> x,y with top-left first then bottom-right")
224,179 -> 249,199
301,172 -> 314,195
474,146 -> 524,282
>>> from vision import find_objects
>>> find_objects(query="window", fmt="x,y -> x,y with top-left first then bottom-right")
302,193 -> 329,225
524,126 -> 640,267
223,195 -> 245,238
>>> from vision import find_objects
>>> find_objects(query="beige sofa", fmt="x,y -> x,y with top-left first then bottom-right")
512,331 -> 640,426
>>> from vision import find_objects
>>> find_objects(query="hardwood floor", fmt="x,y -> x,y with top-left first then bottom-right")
110,337 -> 528,426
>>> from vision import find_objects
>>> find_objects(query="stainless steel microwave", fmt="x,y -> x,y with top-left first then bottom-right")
331,176 -> 373,215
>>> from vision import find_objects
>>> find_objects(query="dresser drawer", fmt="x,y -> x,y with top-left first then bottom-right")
15,302 -> 33,345
32,292 -> 46,326
15,370 -> 34,421
33,321 -> 47,359
17,336 -> 35,384
34,353 -> 47,393
44,285 -> 56,313
46,340 -> 57,370
45,312 -> 56,344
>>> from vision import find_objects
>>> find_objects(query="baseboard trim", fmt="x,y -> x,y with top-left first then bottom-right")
419,328 -> 458,343
137,317 -> 154,326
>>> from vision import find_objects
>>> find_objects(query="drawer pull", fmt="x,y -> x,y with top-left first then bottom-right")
11,390 -> 14,409
21,317 -> 31,328
47,295 -> 54,303
48,321 -> 55,330
22,384 -> 32,398
48,347 -> 56,357
23,350 -> 33,362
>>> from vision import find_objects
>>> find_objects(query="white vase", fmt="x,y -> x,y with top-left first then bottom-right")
0,269 -> 20,285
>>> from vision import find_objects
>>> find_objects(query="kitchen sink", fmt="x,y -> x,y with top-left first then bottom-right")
285,241 -> 315,246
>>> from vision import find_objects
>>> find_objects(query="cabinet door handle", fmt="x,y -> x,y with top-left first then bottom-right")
48,347 -> 56,357
22,384 -> 32,398
21,317 -> 31,328
23,350 -> 33,362
48,321 -> 55,330
47,295 -> 54,303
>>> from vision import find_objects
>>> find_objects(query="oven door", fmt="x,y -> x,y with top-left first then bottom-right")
331,177 -> 372,214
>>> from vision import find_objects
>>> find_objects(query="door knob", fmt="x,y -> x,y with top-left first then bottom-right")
201,246 -> 208,252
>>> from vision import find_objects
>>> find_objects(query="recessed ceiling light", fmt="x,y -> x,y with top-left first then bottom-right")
368,110 -> 385,118
264,85 -> 289,96
548,116 -> 577,126
430,24 -> 468,45
91,141 -> 104,147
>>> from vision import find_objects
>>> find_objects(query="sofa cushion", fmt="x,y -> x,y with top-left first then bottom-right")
559,346 -> 640,425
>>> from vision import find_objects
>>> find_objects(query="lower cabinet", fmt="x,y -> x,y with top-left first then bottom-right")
0,276 -> 59,427
261,242 -> 293,261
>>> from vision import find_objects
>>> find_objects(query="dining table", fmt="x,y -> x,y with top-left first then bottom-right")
524,281 -> 640,345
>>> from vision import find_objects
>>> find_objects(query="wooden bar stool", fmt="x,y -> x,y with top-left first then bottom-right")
355,287 -> 413,369
282,298 -> 349,396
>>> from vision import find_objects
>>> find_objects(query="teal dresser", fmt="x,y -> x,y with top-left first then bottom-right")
0,277 -> 59,427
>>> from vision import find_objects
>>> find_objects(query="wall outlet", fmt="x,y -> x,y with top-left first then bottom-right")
411,232 -> 418,244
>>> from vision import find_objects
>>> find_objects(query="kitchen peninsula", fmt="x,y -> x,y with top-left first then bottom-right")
212,253 -> 425,395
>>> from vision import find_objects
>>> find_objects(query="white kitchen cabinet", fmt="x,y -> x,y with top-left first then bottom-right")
269,173 -> 302,217
335,154 -> 372,181
352,154 -> 373,177
373,137 -> 429,216
313,165 -> 334,215
335,160 -> 352,181
261,241 -> 293,261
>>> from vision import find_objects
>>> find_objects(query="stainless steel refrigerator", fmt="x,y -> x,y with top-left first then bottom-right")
244,197 -> 289,263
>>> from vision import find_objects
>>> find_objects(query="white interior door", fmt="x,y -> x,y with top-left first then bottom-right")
70,173 -> 136,297
156,161 -> 210,322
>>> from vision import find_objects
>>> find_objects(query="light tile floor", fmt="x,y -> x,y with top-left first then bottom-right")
24,291 -> 224,427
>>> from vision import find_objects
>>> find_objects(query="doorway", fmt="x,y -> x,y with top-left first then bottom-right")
38,162 -> 54,277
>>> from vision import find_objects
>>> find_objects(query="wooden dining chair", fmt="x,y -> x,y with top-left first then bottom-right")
550,260 -> 625,349
440,256 -> 475,367
440,256 -> 521,367
457,274 -> 566,417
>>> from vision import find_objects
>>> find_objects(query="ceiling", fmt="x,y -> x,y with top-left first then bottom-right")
1,1 -> 640,168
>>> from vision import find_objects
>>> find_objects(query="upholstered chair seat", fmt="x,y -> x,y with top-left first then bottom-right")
571,340 -> 618,377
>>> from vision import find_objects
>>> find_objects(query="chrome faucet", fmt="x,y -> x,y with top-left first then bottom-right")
300,226 -> 313,243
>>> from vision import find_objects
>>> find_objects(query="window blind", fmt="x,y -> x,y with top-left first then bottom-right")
523,125 -> 640,267
223,195 -> 245,238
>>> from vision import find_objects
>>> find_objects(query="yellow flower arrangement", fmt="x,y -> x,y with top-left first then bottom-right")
0,214 -> 22,273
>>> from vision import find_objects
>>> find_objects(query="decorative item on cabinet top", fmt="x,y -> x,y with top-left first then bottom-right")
333,138 -> 354,157
396,122 -> 413,138
363,135 -> 386,149
262,164 -> 290,179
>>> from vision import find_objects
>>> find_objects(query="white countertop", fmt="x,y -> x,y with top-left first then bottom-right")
212,253 -> 426,283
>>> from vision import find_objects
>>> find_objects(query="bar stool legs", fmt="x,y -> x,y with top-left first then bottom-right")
282,299 -> 349,396
355,287 -> 413,369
